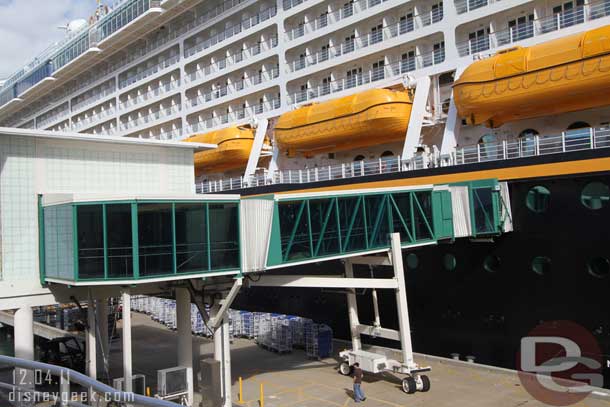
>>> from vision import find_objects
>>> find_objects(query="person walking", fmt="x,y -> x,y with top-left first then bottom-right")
352,363 -> 366,402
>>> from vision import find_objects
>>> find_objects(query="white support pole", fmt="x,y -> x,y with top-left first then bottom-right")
371,289 -> 381,328
344,259 -> 362,351
176,288 -> 194,406
14,306 -> 34,397
86,291 -> 97,381
96,298 -> 110,379
441,65 -> 467,156
211,306 -> 224,399
221,318 -> 232,407
401,76 -> 431,160
243,118 -> 269,184
390,233 -> 415,368
121,291 -> 133,394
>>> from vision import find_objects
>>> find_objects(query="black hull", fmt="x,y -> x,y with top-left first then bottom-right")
233,161 -> 610,383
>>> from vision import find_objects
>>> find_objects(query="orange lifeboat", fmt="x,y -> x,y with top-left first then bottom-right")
274,88 -> 412,157
454,25 -> 610,128
186,126 -> 255,175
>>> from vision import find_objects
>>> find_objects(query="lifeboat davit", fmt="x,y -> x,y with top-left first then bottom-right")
275,88 -> 412,156
186,126 -> 255,175
453,25 -> 610,128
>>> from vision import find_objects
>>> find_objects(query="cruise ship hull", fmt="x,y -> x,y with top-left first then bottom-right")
232,148 -> 610,380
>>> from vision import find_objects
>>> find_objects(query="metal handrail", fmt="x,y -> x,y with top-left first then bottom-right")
195,127 -> 610,193
0,355 -> 180,407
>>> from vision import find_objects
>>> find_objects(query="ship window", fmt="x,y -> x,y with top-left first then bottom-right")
588,257 -> 610,279
531,256 -> 551,276
484,255 -> 501,273
381,151 -> 394,157
443,253 -> 456,271
581,182 -> 610,210
353,155 -> 365,161
519,129 -> 538,156
406,253 -> 419,269
526,186 -> 550,213
567,121 -> 590,130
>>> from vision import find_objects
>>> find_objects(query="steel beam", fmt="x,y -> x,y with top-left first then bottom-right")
402,76 -> 431,159
248,275 -> 398,289
441,65 -> 468,156
355,324 -> 400,341
349,255 -> 392,266
243,118 -> 269,184
209,278 -> 243,330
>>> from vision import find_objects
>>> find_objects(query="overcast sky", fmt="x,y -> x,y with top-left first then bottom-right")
0,0 -> 97,79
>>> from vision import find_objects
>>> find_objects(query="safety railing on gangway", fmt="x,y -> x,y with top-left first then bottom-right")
195,127 -> 610,193
0,355 -> 180,407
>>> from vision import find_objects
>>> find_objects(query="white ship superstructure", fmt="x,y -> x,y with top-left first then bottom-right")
1,0 -> 610,184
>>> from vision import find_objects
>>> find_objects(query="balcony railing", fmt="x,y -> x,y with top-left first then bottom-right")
286,0 -> 397,41
187,98 -> 280,134
283,0 -> 306,10
288,13 -> 438,73
186,36 -> 278,83
195,126 -> 610,193
454,0 -> 496,14
119,54 -> 180,88
188,67 -> 280,108
37,108 -> 71,129
457,2 -> 610,57
119,79 -> 181,110
73,107 -> 116,131
120,105 -> 181,131
288,50 -> 444,104
184,5 -> 277,58
72,85 -> 115,112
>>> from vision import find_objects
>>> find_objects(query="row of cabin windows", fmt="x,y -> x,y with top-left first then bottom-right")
478,122 -> 592,145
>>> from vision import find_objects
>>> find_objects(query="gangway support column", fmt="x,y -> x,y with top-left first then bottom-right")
390,233 -> 415,368
86,290 -> 97,381
96,298 -> 110,379
401,76 -> 431,160
176,287 -> 194,406
344,260 -> 362,351
243,118 -> 269,185
121,290 -> 133,394
440,65 -> 467,156
14,305 -> 34,399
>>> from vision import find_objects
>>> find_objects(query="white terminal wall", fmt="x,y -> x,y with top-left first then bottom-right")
0,129 -> 199,310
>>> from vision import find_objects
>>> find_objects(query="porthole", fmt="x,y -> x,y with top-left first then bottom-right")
581,182 -> 609,210
406,253 -> 418,269
588,257 -> 610,279
526,186 -> 550,213
443,254 -> 457,272
484,255 -> 501,273
531,256 -> 551,276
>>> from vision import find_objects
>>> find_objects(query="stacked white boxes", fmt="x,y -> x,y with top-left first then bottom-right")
305,323 -> 333,359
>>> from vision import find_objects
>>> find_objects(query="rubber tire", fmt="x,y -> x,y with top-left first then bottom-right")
339,362 -> 352,376
402,376 -> 417,394
420,375 -> 431,392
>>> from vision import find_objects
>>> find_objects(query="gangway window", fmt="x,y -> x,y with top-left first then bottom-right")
40,195 -> 241,285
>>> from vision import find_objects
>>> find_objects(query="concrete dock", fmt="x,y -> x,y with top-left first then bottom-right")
105,313 -> 610,407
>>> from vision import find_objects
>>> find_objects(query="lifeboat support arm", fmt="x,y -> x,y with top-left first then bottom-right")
440,65 -> 468,157
243,118 -> 269,186
401,76 -> 431,160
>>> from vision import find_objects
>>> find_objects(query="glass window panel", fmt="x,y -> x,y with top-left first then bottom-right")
309,198 -> 340,257
278,201 -> 311,261
365,195 -> 390,248
473,188 -> 495,235
413,192 -> 433,240
106,204 -> 133,278
77,205 -> 104,279
390,193 -> 414,244
43,206 -> 59,279
138,203 -> 173,276
175,203 -> 208,273
338,197 -> 366,252
208,203 -> 239,269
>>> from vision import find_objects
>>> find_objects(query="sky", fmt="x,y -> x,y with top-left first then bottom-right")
0,0 -> 97,79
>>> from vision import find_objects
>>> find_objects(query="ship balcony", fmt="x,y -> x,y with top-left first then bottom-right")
457,2 -> 610,57
183,5 -> 277,59
287,15 -> 439,74
120,104 -> 181,132
37,107 -> 71,130
71,85 -> 116,114
187,97 -> 280,134
286,0 -> 434,41
187,68 -> 280,109
287,50 -> 444,105
454,0 -> 496,14
73,107 -> 117,132
185,36 -> 279,84
40,195 -> 240,286
119,79 -> 181,112
119,54 -> 180,89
